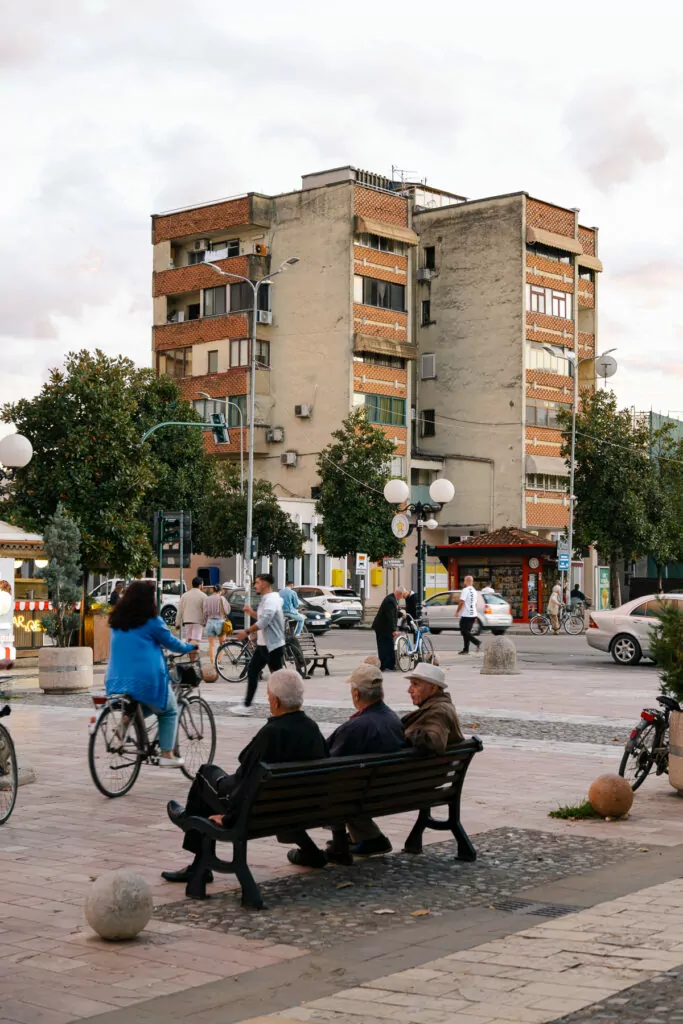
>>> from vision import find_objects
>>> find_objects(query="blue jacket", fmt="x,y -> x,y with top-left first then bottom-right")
106,616 -> 194,709
279,587 -> 300,615
327,700 -> 405,758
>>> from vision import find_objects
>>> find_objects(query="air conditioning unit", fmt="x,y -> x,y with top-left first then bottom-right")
253,243 -> 269,256
281,451 -> 298,467
266,427 -> 285,443
417,267 -> 433,282
193,239 -> 210,251
256,310 -> 272,324
295,404 -> 312,418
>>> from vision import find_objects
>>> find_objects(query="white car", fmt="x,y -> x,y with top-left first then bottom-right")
89,578 -> 187,626
423,590 -> 513,635
586,593 -> 683,665
293,586 -> 363,628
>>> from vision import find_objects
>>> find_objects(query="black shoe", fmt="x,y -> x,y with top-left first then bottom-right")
287,848 -> 327,869
350,835 -> 392,857
161,865 -> 214,884
325,842 -> 354,866
167,800 -> 186,825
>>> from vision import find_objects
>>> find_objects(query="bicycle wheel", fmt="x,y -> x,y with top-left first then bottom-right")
88,705 -> 143,798
0,724 -> 18,825
564,614 -> 585,636
284,640 -> 307,677
619,722 -> 660,791
395,635 -> 414,672
418,635 -> 435,664
216,640 -> 250,682
176,696 -> 216,780
530,614 -> 550,636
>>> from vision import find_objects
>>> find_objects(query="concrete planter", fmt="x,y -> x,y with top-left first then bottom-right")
39,645 -> 93,693
668,710 -> 683,792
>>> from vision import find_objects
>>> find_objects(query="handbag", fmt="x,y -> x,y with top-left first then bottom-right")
221,619 -> 233,636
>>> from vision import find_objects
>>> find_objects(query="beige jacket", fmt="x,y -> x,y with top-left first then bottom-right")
402,691 -> 464,755
179,587 -> 206,625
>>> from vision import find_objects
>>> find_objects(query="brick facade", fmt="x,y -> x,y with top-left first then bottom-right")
526,199 -> 575,237
354,185 -> 408,227
353,364 -> 408,398
176,369 -> 249,401
577,281 -> 595,308
353,304 -> 408,341
578,226 -> 596,256
525,498 -> 569,528
152,196 -> 253,244
153,255 -> 252,298
525,425 -> 563,456
153,314 -> 249,351
526,312 -> 575,345
374,424 -> 407,456
354,246 -> 408,284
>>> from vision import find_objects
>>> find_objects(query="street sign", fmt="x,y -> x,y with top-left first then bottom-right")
383,558 -> 404,569
391,513 -> 410,539
558,553 -> 570,571
355,553 -> 369,574
556,537 -> 569,556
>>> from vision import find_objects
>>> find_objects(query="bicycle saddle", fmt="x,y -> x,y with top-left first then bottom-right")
657,695 -> 680,712
0,705 -> 10,719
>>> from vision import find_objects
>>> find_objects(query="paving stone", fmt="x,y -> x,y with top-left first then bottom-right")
549,964 -> 683,1022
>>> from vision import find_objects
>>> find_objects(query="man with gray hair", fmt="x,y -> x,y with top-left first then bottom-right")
162,669 -> 328,886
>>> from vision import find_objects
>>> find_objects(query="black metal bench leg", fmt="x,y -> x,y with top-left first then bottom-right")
453,821 -> 477,862
185,835 -> 214,900
233,840 -> 263,910
404,809 -> 430,855
323,659 -> 330,676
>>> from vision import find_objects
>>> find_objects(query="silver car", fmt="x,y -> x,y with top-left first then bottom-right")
423,590 -> 513,635
586,593 -> 683,665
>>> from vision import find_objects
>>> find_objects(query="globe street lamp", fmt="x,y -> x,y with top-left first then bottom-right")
384,476 -> 455,618
0,433 -> 33,481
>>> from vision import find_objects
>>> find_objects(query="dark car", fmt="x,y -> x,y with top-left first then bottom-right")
222,588 -> 330,635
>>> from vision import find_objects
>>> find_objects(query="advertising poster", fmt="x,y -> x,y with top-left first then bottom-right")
0,556 -> 15,667
597,566 -> 611,610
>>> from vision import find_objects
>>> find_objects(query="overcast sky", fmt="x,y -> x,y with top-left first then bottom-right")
2,0 -> 682,426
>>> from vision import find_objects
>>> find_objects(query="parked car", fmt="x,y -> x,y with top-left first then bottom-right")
89,578 -> 186,626
586,593 -> 683,665
222,588 -> 331,635
293,586 -> 363,628
422,590 -> 513,635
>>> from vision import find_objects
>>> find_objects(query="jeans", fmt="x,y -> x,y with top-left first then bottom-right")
142,684 -> 178,751
460,616 -> 481,653
245,644 -> 286,706
285,612 -> 306,636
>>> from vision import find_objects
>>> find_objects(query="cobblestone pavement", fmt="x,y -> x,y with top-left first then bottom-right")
551,965 -> 683,1023
156,828 -> 638,947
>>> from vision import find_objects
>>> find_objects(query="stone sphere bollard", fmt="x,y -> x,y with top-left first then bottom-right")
202,663 -> 219,683
85,870 -> 153,940
480,635 -> 520,675
588,774 -> 634,818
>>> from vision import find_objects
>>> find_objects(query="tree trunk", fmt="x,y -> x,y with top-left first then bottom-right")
609,551 -> 622,609
657,563 -> 664,592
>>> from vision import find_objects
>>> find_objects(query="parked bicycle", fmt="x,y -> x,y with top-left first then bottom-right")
0,705 -> 18,825
394,618 -> 435,672
88,653 -> 216,798
618,694 -> 680,790
215,631 -> 306,682
529,605 -> 584,636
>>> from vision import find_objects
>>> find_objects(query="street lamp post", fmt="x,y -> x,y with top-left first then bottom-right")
0,433 -> 33,481
383,477 -> 455,619
203,257 -> 299,596
197,392 -> 244,493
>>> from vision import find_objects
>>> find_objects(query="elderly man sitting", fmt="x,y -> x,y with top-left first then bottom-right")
403,662 -> 463,754
162,669 -> 329,887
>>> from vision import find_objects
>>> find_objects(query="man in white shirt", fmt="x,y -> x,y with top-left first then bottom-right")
456,575 -> 482,655
231,573 -> 286,716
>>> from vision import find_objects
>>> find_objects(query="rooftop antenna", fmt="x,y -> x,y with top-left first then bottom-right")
391,165 -> 421,185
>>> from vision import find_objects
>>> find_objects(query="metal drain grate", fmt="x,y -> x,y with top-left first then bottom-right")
489,897 -> 578,918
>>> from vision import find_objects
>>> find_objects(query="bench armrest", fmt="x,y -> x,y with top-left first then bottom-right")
170,813 -> 234,840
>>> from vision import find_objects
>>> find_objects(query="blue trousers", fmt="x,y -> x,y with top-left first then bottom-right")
142,685 -> 178,751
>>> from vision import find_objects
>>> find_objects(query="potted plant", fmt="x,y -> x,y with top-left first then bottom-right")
38,504 -> 93,693
649,602 -> 683,791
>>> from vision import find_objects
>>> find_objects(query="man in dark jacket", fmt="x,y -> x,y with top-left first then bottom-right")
327,663 -> 404,861
404,589 -> 418,621
372,587 -> 404,670
162,669 -> 329,886
403,662 -> 463,754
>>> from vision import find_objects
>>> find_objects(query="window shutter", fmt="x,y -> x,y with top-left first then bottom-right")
421,354 -> 436,380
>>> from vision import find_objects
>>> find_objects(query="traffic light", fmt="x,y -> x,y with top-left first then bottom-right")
211,413 -> 230,445
154,511 -> 192,568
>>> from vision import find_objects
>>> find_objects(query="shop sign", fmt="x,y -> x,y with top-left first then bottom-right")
596,566 -> 610,610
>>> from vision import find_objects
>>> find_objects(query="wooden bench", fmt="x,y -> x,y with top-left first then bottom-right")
292,629 -> 335,677
169,737 -> 483,908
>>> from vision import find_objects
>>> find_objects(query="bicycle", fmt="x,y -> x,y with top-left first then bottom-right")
394,618 -> 435,672
88,653 -> 216,798
215,631 -> 306,682
0,705 -> 18,825
618,694 -> 680,790
529,605 -> 584,636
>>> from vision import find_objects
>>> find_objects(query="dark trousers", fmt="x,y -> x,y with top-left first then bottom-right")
182,763 -> 322,861
460,616 -> 480,652
375,631 -> 396,671
245,644 -> 286,706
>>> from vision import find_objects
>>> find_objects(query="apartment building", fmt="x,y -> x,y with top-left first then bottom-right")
151,169 -> 602,612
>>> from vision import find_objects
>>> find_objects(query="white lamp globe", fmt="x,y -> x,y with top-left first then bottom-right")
429,478 -> 455,505
425,518 -> 439,530
383,478 -> 410,505
0,433 -> 33,469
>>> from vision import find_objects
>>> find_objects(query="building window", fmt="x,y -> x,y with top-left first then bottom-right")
526,342 -> 573,376
526,243 -> 572,265
192,398 -> 223,420
579,267 -> 595,282
255,340 -> 270,367
203,285 -> 226,317
421,353 -> 436,379
354,352 -> 406,369
210,239 -> 240,257
421,299 -> 432,326
551,291 -> 568,318
230,339 -> 249,367
188,251 -> 204,265
207,350 -> 218,374
424,246 -> 436,270
226,394 -> 247,427
525,399 -> 565,429
354,392 -> 406,426
420,409 -> 436,437
389,455 -> 405,478
301,521 -> 311,539
356,232 -> 407,255
229,282 -> 270,312
526,473 -> 568,492
529,286 -> 546,314
157,348 -> 192,378
412,468 -> 436,486
187,303 -> 200,320
359,276 -> 406,312
526,285 -> 573,321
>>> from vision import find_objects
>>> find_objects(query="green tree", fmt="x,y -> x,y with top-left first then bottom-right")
39,504 -> 82,646
196,464 -> 303,560
649,603 -> 683,703
642,424 -> 683,590
315,409 -> 403,561
558,390 -> 650,607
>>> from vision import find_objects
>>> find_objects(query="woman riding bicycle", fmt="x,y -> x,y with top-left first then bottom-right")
107,580 -> 197,768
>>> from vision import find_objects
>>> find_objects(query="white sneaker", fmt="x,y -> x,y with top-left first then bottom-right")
158,756 -> 185,769
230,704 -> 253,717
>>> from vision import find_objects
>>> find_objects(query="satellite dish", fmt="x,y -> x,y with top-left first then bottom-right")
595,354 -> 617,379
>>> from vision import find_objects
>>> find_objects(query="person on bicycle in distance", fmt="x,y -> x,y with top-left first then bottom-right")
107,580 -> 197,768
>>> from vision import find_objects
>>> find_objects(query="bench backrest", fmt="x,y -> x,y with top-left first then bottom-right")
239,739 -> 482,839
295,631 -> 319,653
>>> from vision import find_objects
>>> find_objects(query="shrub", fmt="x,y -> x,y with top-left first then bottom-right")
649,602 -> 683,704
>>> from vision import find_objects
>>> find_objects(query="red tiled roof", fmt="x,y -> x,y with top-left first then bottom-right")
438,527 -> 556,550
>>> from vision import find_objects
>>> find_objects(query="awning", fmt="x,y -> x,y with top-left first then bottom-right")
353,333 -> 416,359
577,253 -> 604,272
525,455 -> 569,476
526,226 -> 583,255
355,216 -> 419,246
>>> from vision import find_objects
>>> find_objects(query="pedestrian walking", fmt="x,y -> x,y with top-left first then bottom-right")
547,584 -> 563,634
231,573 -> 286,716
280,580 -> 305,636
372,587 -> 403,671
204,585 -> 231,664
457,576 -> 481,655
178,578 -> 206,658
108,581 -> 124,607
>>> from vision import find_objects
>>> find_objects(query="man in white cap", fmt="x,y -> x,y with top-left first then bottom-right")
403,662 -> 463,755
